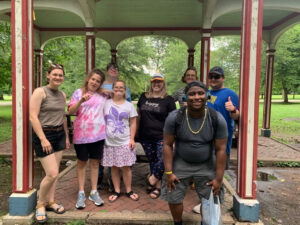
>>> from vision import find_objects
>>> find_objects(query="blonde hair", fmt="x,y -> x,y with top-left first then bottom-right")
145,80 -> 168,98
112,80 -> 126,99
81,69 -> 105,95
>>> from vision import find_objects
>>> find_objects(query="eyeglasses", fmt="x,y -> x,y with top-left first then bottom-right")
51,63 -> 64,69
109,67 -> 118,71
185,73 -> 196,77
208,73 -> 222,80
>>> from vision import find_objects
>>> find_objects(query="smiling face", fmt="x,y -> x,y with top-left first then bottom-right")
47,68 -> 64,88
186,86 -> 207,111
113,80 -> 126,99
184,69 -> 197,84
87,73 -> 102,92
151,80 -> 164,93
208,73 -> 225,90
107,66 -> 119,79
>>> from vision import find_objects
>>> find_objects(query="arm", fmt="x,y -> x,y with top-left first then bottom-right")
207,137 -> 227,196
163,133 -> 179,192
129,117 -> 136,150
62,92 -> 70,150
29,88 -> 52,154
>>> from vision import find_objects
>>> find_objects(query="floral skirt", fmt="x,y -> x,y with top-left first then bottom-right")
102,145 -> 136,167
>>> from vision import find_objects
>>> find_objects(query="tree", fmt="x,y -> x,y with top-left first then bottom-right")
0,21 -> 11,100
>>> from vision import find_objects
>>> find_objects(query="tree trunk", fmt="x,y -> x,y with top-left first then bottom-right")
0,93 -> 3,100
282,88 -> 288,103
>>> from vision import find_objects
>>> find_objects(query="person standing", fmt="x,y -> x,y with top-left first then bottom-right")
102,80 -> 139,202
98,63 -> 131,191
68,69 -> 107,209
30,63 -> 70,223
207,66 -> 239,169
161,81 -> 228,225
172,66 -> 198,108
137,74 -> 176,199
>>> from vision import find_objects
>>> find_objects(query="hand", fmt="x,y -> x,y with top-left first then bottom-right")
65,137 -> 70,150
225,96 -> 235,112
129,139 -> 135,150
41,138 -> 52,154
165,173 -> 180,192
206,178 -> 223,196
80,92 -> 93,103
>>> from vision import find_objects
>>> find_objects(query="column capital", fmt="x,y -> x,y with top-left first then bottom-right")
202,28 -> 212,35
187,49 -> 195,54
34,49 -> 44,54
266,49 -> 276,55
110,49 -> 118,54
86,31 -> 95,36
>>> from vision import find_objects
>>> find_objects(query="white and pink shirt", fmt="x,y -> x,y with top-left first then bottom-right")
68,89 -> 106,144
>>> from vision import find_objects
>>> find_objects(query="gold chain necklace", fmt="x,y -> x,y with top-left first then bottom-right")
185,107 -> 207,134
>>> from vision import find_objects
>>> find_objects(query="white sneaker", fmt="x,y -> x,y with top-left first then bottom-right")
193,203 -> 201,214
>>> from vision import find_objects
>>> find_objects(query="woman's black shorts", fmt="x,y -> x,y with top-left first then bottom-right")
33,127 -> 66,158
74,140 -> 104,161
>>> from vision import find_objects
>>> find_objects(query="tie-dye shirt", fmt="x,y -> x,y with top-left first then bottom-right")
68,89 -> 106,144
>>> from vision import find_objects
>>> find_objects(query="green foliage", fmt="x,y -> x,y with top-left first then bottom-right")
257,160 -> 264,167
275,161 -> 300,167
0,21 -> 12,99
65,220 -> 85,225
0,105 -> 12,143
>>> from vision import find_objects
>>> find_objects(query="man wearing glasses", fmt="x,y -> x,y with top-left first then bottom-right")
98,63 -> 132,191
193,66 -> 239,214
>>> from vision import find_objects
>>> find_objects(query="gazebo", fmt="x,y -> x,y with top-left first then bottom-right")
1,0 -> 299,222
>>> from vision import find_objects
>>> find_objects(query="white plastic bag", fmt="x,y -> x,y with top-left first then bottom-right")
201,190 -> 222,225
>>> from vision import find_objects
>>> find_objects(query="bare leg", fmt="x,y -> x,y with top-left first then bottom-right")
47,151 -> 63,202
77,159 -> 87,191
89,159 -> 99,191
111,166 -> 121,193
169,203 -> 184,223
122,166 -> 132,193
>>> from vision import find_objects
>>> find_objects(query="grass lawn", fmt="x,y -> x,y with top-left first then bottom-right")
0,102 -> 299,144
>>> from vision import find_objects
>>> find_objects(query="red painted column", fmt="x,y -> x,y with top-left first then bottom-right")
34,49 -> 43,88
237,0 -> 263,199
262,49 -> 276,137
200,31 -> 211,85
187,48 -> 195,67
86,32 -> 95,75
11,0 -> 34,194
111,49 -> 118,64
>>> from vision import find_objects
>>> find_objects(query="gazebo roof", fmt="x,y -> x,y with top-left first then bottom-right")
0,0 -> 299,48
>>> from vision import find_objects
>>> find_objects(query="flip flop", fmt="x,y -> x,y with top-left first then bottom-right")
46,202 -> 65,214
108,192 -> 121,203
126,191 -> 139,201
35,207 -> 48,224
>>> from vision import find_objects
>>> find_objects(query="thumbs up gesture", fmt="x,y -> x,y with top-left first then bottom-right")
225,96 -> 235,112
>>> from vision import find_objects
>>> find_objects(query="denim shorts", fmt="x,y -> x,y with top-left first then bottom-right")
74,140 -> 104,161
33,129 -> 66,158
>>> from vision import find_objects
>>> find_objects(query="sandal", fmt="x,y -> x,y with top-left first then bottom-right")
145,174 -> 155,194
149,188 -> 161,199
46,201 -> 65,214
126,191 -> 139,201
108,192 -> 121,203
35,203 -> 48,224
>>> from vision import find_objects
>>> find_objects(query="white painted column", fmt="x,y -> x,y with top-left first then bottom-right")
233,0 -> 263,222
200,30 -> 211,85
10,0 -> 36,216
34,49 -> 43,88
86,32 -> 95,75
261,49 -> 276,137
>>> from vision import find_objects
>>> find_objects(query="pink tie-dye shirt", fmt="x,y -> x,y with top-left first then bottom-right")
68,89 -> 106,144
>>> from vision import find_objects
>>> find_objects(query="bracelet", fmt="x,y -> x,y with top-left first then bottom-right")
230,107 -> 236,113
165,171 -> 172,175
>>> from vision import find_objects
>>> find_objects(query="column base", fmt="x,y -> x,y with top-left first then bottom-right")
9,189 -> 37,216
261,128 -> 271,137
233,194 -> 260,222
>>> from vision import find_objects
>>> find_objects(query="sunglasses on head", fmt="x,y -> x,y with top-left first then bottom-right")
51,63 -> 64,69
208,73 -> 222,80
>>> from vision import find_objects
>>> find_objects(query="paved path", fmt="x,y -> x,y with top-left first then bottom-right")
1,137 -> 299,224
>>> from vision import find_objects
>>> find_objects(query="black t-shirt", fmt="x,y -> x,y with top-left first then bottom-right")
137,93 -> 176,142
